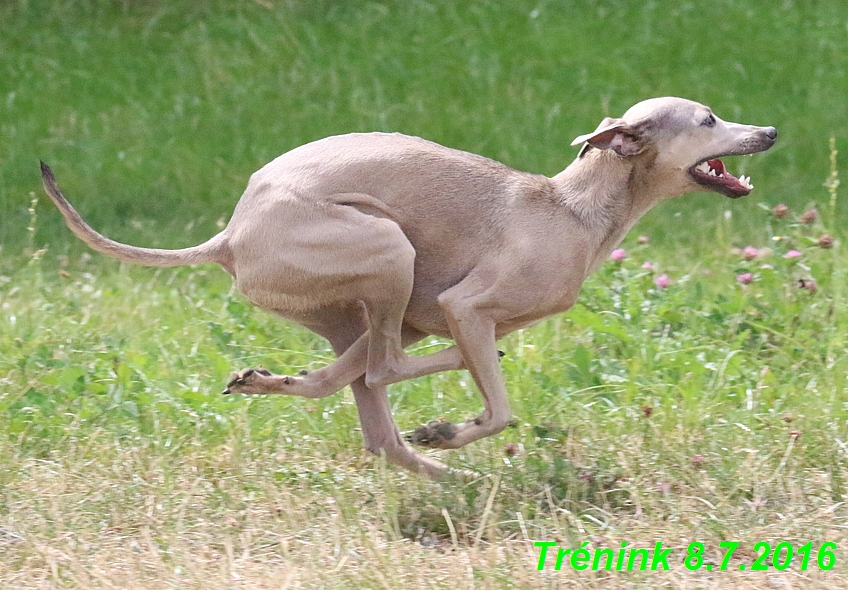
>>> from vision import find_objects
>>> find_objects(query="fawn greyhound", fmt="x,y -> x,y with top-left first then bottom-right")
41,97 -> 777,478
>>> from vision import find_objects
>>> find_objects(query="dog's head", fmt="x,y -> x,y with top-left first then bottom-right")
571,97 -> 777,199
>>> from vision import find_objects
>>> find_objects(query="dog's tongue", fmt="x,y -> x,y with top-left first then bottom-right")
702,157 -> 754,193
708,159 -> 726,176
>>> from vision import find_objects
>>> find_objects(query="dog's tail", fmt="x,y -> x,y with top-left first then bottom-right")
40,162 -> 233,271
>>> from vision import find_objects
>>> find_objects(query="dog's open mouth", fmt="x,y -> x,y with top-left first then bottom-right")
689,158 -> 754,199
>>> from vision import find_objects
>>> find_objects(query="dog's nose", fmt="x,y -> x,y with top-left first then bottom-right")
763,127 -> 778,140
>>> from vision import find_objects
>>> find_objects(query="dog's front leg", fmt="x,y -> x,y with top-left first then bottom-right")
407,286 -> 512,449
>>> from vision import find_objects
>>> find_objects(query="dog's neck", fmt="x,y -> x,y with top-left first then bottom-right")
551,148 -> 662,272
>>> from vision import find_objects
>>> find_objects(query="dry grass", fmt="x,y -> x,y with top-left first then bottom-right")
2,427 -> 846,589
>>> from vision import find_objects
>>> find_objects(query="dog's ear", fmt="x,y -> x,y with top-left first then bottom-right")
571,117 -> 646,158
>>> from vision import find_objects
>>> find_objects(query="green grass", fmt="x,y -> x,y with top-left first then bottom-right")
3,0 -> 848,252
3,1 -> 848,587
4,200 -> 848,587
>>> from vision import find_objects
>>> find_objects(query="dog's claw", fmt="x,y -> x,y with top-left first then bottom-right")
406,420 -> 459,448
224,367 -> 275,394
223,367 -> 298,395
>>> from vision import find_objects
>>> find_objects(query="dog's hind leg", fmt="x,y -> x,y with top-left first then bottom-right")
224,325 -> 466,397
252,315 -> 455,477
223,330 -> 370,398
341,326 -> 459,478
225,200 -> 464,397
349,375 -> 454,478
300,320 -> 451,476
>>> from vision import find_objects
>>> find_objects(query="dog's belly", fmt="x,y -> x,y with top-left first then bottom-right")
224,131 -> 558,342
402,303 -> 452,339
400,305 -> 559,342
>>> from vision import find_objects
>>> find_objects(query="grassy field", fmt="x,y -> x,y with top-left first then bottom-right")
3,1 -> 848,588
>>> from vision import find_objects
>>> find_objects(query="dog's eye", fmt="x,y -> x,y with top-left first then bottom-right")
702,114 -> 716,127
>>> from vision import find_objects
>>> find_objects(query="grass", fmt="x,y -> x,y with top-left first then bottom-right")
3,0 -> 848,588
3,0 -> 848,252
4,189 -> 848,588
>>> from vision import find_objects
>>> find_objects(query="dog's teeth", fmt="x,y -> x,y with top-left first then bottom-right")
696,162 -> 710,173
709,169 -> 717,176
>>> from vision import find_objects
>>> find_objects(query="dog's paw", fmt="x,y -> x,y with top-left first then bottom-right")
405,419 -> 458,448
222,368 -> 272,394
